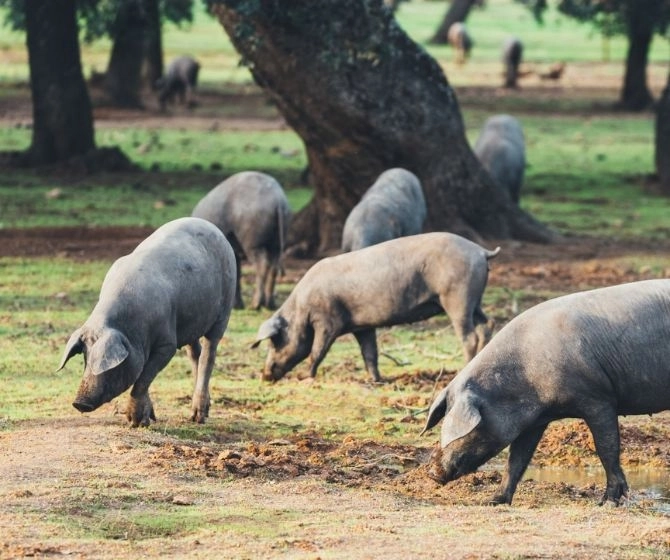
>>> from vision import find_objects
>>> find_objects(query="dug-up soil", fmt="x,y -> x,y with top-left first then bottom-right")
2,226 -> 670,559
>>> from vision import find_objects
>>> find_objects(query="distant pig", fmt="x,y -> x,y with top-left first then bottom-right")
156,55 -> 200,111
422,279 -> 670,506
58,217 -> 236,427
473,114 -> 525,204
502,37 -> 523,89
192,171 -> 292,310
253,233 -> 499,383
341,168 -> 426,252
448,22 -> 473,65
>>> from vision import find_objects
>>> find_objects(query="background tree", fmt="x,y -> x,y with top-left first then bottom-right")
22,0 -> 95,165
79,0 -> 195,107
429,0 -> 483,45
516,0 -> 670,110
1,0 -> 195,108
209,0 -> 554,255
0,0 -> 133,167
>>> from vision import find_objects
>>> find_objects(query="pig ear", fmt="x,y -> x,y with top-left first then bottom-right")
57,329 -> 84,371
251,315 -> 286,348
88,329 -> 130,376
440,392 -> 482,448
420,387 -> 448,435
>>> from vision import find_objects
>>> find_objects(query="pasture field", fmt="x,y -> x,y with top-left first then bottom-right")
1,1 -> 670,558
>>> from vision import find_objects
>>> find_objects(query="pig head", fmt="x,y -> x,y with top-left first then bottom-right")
59,327 -> 146,414
251,305 -> 312,382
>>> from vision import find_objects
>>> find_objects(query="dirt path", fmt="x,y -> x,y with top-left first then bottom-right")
2,414 -> 670,559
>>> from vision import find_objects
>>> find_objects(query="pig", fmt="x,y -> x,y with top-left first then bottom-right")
57,217 -> 236,427
156,55 -> 200,111
341,168 -> 427,252
473,114 -> 525,204
253,232 -> 500,383
448,22 -> 473,65
421,279 -> 670,506
502,37 -> 523,89
192,171 -> 292,310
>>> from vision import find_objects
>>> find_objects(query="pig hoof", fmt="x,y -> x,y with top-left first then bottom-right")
489,494 -> 510,506
190,408 -> 208,423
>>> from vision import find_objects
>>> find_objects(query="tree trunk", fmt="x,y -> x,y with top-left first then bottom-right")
211,0 -> 554,255
104,0 -> 148,108
619,0 -> 658,111
142,0 -> 164,89
655,72 -> 670,194
23,0 -> 95,165
429,0 -> 478,45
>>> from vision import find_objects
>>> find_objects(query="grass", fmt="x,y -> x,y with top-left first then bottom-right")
1,1 -> 669,427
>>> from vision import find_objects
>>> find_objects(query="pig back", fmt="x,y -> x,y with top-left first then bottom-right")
466,279 -> 670,415
297,232 -> 490,328
342,168 -> 426,251
97,217 -> 236,346
474,115 -> 525,202
192,171 -> 290,251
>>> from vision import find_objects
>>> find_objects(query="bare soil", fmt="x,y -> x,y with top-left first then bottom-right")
2,78 -> 670,559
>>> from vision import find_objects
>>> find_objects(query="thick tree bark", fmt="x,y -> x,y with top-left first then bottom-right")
429,0 -> 478,45
143,0 -> 164,88
23,0 -> 96,165
656,72 -> 670,194
104,0 -> 148,108
212,0 -> 554,255
619,0 -> 658,111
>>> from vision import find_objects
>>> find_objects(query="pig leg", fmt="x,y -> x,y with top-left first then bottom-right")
263,260 -> 279,311
308,324 -> 339,378
185,341 -> 201,380
233,252 -> 244,309
127,344 -> 176,427
251,251 -> 272,310
190,335 -> 219,423
353,329 -> 383,383
491,423 -> 548,505
441,299 -> 478,362
473,306 -> 493,354
584,407 -> 628,505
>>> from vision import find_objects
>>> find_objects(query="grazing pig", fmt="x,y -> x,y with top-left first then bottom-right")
448,22 -> 473,65
502,37 -> 523,89
192,171 -> 291,310
58,217 -> 236,427
341,168 -> 426,252
473,114 -> 525,204
253,232 -> 499,383
421,279 -> 670,506
156,55 -> 200,111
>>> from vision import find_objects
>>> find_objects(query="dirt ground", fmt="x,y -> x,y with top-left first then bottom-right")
2,77 -> 670,558
2,226 -> 670,559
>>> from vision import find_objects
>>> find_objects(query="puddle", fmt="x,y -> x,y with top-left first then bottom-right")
524,465 -> 670,512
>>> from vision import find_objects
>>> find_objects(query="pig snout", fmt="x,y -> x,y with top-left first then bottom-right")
72,399 -> 97,413
426,445 -> 464,484
261,362 -> 287,383
72,377 -> 106,413
72,370 -> 130,414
